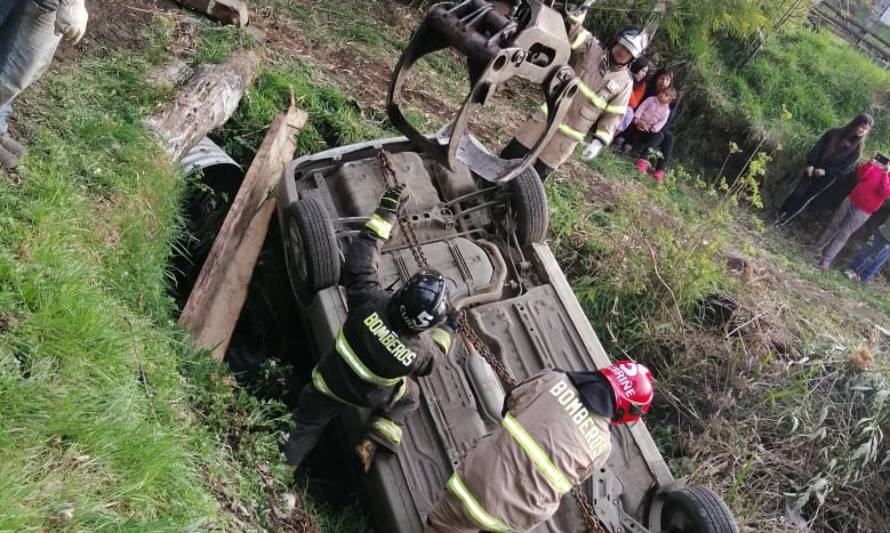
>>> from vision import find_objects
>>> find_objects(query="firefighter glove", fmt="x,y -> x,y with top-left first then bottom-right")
376,184 -> 407,219
582,139 -> 604,160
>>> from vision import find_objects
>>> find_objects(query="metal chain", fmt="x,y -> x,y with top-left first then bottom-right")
456,317 -> 516,390
573,486 -> 608,533
377,151 -> 430,268
377,150 -> 605,533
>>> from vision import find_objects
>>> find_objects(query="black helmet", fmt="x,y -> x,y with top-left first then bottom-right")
387,270 -> 448,335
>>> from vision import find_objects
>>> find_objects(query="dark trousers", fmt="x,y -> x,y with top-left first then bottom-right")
775,172 -> 838,225
628,128 -> 674,172
283,378 -> 421,468
501,138 -> 553,180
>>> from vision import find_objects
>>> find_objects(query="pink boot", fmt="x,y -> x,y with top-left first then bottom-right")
653,169 -> 665,182
635,159 -> 650,174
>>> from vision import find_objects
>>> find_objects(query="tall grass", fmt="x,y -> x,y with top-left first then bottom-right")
548,149 -> 890,530
0,18 -> 329,531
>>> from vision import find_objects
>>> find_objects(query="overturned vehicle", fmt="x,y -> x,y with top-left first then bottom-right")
277,1 -> 738,531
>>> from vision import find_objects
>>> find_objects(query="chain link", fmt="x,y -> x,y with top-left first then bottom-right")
573,486 -> 608,533
377,151 -> 430,268
456,317 -> 517,390
377,150 -> 605,533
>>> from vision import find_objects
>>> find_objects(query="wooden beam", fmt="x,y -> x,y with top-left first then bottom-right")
179,101 -> 307,360
145,49 -> 260,162
174,0 -> 249,27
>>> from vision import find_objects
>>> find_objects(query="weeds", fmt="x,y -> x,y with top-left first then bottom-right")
0,16 -> 334,532
557,144 -> 890,529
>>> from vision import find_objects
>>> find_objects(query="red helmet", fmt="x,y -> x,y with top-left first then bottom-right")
599,360 -> 654,425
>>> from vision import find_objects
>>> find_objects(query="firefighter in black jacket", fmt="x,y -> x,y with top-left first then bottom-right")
284,184 -> 456,472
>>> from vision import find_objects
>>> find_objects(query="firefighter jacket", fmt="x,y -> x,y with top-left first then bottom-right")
443,370 -> 612,532
513,32 -> 632,170
311,213 -> 454,409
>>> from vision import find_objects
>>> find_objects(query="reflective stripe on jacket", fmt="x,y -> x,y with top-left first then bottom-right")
446,370 -> 612,531
514,35 -> 632,170
313,220 -> 454,407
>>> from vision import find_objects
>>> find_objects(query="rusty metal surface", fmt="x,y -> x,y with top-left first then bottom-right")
278,137 -> 680,533
387,0 -> 578,181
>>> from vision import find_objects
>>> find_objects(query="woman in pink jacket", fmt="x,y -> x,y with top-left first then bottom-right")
811,155 -> 890,269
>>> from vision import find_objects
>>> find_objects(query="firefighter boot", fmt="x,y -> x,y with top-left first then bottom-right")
355,438 -> 378,474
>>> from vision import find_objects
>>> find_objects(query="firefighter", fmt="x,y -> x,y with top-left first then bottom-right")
502,12 -> 650,180
284,185 -> 457,473
424,360 -> 655,533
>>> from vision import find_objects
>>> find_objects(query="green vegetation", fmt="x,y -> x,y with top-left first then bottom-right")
4,0 -> 890,531
589,0 -> 890,201
546,146 -> 890,529
219,60 -> 385,162
0,17 -> 360,531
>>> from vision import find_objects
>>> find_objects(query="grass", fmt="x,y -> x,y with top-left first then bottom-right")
548,145 -> 890,530
0,16 -> 359,531
217,59 -> 385,162
258,0 -> 407,55
5,0 -> 890,530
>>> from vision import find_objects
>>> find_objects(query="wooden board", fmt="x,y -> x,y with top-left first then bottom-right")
180,103 -> 308,359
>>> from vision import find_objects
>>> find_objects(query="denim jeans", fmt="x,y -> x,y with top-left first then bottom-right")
849,229 -> 890,282
0,102 -> 11,135
813,197 -> 872,268
0,1 -> 27,74
0,1 -> 62,109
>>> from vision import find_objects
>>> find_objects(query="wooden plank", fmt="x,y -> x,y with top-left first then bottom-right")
180,102 -> 308,359
145,49 -> 260,162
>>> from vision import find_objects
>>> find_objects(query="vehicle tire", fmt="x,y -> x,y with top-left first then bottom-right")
648,485 -> 738,533
509,166 -> 549,245
282,198 -> 341,305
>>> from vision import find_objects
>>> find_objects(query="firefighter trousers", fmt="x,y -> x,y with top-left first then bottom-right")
425,489 -> 483,533
284,378 -> 421,468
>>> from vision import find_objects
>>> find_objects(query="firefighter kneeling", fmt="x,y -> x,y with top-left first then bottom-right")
283,185 -> 457,473
425,360 -> 654,533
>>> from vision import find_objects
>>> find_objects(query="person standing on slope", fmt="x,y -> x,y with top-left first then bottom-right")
0,0 -> 89,169
425,360 -> 654,533
774,114 -> 872,226
500,4 -> 650,180
811,154 -> 890,270
284,185 -> 457,473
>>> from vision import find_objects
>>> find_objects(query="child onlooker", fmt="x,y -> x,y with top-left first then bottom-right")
845,220 -> 890,283
811,155 -> 890,269
620,86 -> 676,181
